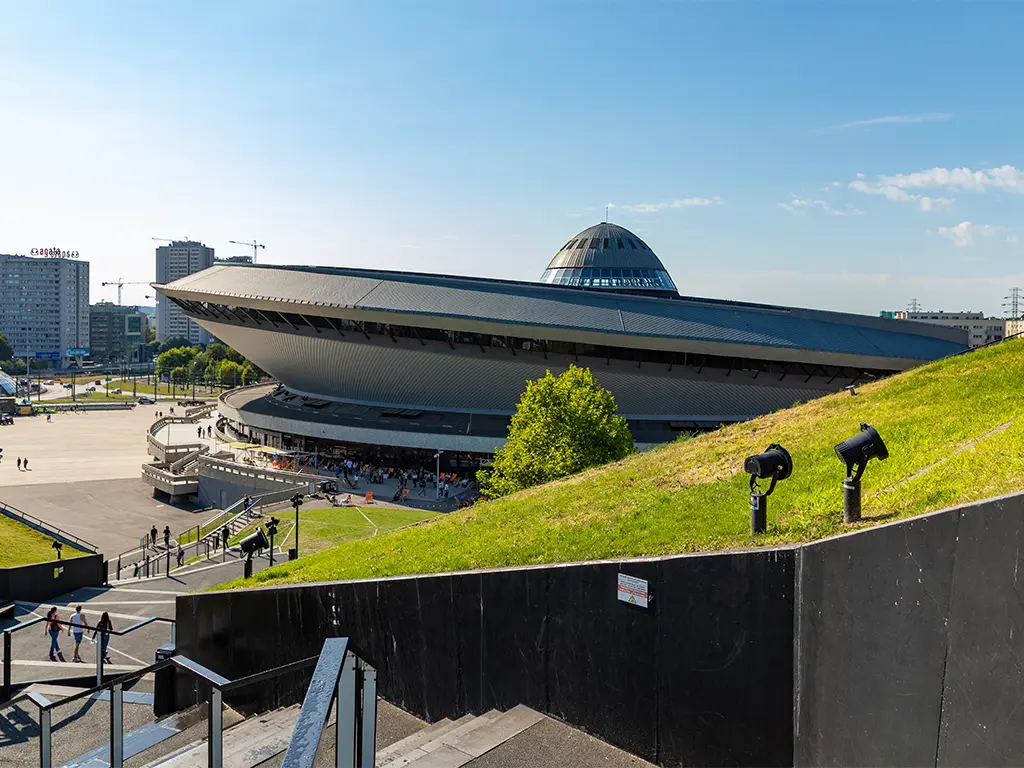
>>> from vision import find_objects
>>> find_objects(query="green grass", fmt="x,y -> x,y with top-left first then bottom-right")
0,516 -> 84,567
107,380 -> 221,397
219,339 -> 1024,590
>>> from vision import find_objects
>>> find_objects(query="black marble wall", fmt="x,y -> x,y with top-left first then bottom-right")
794,492 -> 1024,768
176,550 -> 796,767
0,554 -> 104,603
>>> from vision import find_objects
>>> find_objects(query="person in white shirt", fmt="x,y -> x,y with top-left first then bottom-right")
69,606 -> 88,663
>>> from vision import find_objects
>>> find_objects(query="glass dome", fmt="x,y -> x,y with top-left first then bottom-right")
540,222 -> 678,297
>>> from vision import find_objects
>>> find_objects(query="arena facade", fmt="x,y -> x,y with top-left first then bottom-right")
155,222 -> 966,465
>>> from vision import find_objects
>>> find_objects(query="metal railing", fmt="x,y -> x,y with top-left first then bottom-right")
3,635 -> 374,768
282,638 -> 377,768
169,444 -> 210,474
2,614 -> 177,701
0,501 -> 98,553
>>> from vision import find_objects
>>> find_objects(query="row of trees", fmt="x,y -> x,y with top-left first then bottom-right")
154,341 -> 264,387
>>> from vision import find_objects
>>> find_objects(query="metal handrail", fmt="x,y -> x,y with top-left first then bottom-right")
0,501 -> 98,553
2,614 -> 177,700
281,638 -> 377,768
6,639 -> 355,768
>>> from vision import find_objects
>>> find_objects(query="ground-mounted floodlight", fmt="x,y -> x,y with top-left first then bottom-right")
240,528 -> 270,579
266,517 -> 280,566
51,540 -> 63,560
834,423 -> 888,523
743,443 -> 793,534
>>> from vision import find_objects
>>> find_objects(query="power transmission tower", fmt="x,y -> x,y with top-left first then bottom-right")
907,298 -> 921,313
1004,287 -> 1022,318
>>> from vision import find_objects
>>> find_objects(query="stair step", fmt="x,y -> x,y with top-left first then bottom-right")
374,716 -> 463,764
379,712 -> 501,768
144,704 -> 301,768
62,705 -> 207,768
389,707 -> 545,768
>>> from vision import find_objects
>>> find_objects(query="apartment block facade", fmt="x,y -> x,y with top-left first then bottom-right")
0,253 -> 90,366
892,310 -> 1004,349
155,240 -> 215,343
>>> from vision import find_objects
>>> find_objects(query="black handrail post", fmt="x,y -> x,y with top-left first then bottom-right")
2,631 -> 11,700
337,653 -> 357,767
117,556 -> 121,581
209,687 -> 223,767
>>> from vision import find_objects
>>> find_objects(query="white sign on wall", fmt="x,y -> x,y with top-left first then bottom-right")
617,573 -> 650,608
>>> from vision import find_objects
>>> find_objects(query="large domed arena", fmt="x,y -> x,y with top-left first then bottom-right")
155,222 -> 965,461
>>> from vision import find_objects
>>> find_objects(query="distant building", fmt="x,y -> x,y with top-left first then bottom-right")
155,240 -> 215,343
893,310 -> 1004,349
89,302 -> 149,363
1006,317 -> 1024,339
215,255 -> 253,265
0,252 -> 89,367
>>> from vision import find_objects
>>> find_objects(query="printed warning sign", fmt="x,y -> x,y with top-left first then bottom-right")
617,573 -> 649,608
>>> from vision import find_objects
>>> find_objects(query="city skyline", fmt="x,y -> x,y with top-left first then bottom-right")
1,2 -> 1022,316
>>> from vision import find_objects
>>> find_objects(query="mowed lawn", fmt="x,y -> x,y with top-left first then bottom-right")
0,515 -> 81,567
220,339 -> 1024,590
228,506 -> 438,556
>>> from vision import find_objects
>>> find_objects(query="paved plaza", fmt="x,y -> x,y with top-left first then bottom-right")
0,407 -> 215,557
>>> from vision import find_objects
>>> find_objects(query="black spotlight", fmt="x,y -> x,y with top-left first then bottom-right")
51,540 -> 63,560
834,423 -> 888,523
743,443 -> 793,534
239,528 -> 270,556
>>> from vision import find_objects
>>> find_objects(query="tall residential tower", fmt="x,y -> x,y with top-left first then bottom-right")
0,252 -> 89,367
154,240 -> 215,343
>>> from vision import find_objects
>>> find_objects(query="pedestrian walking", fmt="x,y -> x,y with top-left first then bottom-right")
222,525 -> 230,551
69,606 -> 88,663
92,612 -> 113,664
16,457 -> 21,471
176,544 -> 184,567
150,525 -> 158,547
197,426 -> 202,439
45,607 -> 65,662
163,526 -> 171,549
46,413 -> 51,423
23,458 -> 27,471
207,426 -> 212,438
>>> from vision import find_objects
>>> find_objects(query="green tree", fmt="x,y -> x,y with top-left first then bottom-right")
478,365 -> 634,498
158,336 -> 192,354
154,346 -> 197,377
217,359 -> 245,386
0,333 -> 12,362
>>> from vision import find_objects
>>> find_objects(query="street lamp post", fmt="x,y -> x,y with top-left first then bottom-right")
290,494 -> 304,559
434,451 -> 443,499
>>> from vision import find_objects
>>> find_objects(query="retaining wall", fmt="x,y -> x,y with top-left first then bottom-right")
174,491 -> 1024,766
0,554 -> 105,603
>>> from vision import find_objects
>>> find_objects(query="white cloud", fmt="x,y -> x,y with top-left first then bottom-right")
609,196 -> 721,213
830,113 -> 952,130
848,179 -> 955,212
937,221 -> 1007,247
778,197 -> 863,217
850,164 -> 1024,212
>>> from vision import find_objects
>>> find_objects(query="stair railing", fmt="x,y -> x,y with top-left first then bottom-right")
2,644 -> 321,768
281,638 -> 377,768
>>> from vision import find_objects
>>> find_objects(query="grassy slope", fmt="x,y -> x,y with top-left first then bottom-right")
0,516 -> 80,567
221,339 -> 1024,589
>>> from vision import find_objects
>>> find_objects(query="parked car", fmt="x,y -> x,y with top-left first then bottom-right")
138,396 -> 156,405
63,383 -> 73,389
112,388 -> 122,394
43,379 -> 54,385
86,385 -> 96,392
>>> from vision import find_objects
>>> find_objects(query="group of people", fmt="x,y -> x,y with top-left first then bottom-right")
196,425 -> 214,439
147,524 -> 186,566
43,605 -> 114,664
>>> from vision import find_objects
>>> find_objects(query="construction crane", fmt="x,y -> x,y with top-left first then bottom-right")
152,236 -> 190,244
101,278 -> 150,306
229,239 -> 265,264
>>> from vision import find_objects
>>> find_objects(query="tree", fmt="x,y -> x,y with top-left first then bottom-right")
0,333 -> 12,362
154,346 -> 197,377
217,359 -> 245,386
478,365 -> 634,498
158,336 -> 192,354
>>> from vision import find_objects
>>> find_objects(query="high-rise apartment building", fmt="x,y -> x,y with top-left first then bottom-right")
0,253 -> 89,366
155,240 -> 215,343
892,310 -> 1004,349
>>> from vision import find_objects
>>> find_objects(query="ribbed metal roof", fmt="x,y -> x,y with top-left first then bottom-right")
545,223 -> 665,271
157,263 -> 968,365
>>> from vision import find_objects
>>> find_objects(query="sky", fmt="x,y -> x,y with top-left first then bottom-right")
1,1 -> 1022,316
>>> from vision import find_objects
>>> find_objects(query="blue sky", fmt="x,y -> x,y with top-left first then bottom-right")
1,1 -> 1022,315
